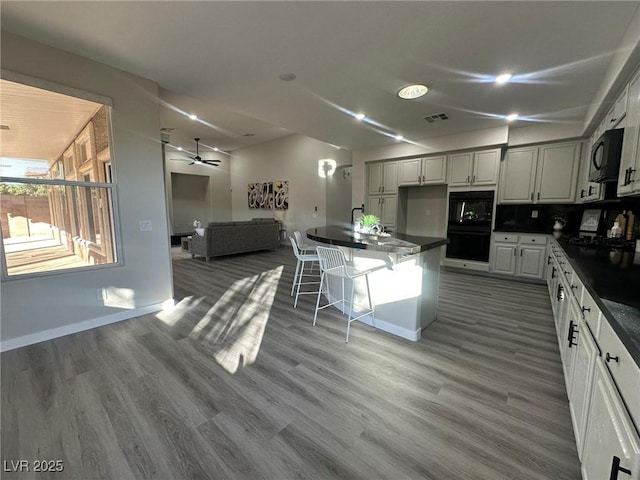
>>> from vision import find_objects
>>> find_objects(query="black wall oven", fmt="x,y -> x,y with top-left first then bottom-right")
446,190 -> 494,262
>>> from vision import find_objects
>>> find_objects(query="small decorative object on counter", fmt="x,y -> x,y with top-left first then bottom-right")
355,214 -> 384,236
552,213 -> 566,239
611,221 -> 622,238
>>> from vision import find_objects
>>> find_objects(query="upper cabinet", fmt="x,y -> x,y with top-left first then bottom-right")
368,161 -> 398,195
397,156 -> 447,187
448,148 -> 501,189
499,141 -> 582,204
618,68 -> 640,196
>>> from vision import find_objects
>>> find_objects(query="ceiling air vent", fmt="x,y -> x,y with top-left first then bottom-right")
424,113 -> 449,123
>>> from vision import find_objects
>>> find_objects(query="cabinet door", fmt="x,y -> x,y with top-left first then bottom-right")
366,195 -> 382,219
499,147 -> 538,203
448,153 -> 472,187
368,164 -> 384,195
422,156 -> 447,184
379,195 -> 397,229
618,70 -> 640,196
536,142 -> 581,203
568,317 -> 598,460
382,162 -> 398,194
581,361 -> 640,480
397,159 -> 422,187
492,243 -> 517,275
472,149 -> 500,186
516,245 -> 546,279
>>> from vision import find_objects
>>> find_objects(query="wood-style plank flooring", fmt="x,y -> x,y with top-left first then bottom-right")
1,246 -> 581,479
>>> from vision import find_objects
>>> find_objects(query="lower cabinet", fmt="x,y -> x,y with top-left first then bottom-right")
491,233 -> 547,280
581,361 -> 640,480
568,315 -> 598,460
547,238 -> 640,480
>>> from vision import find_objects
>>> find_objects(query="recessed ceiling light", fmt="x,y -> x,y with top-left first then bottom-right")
397,84 -> 428,99
395,134 -> 404,141
177,147 -> 183,151
355,113 -> 366,120
279,73 -> 297,81
214,147 -> 219,151
506,113 -> 519,121
188,114 -> 198,120
495,73 -> 513,84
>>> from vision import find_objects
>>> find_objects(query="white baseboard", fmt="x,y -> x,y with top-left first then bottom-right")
0,302 -> 166,352
357,315 -> 421,341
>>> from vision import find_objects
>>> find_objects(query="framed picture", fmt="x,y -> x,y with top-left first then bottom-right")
580,209 -> 601,232
274,180 -> 289,210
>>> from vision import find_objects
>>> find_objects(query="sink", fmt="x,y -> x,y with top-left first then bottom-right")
195,228 -> 205,236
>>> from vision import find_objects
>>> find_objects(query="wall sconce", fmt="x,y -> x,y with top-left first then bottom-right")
318,159 -> 337,178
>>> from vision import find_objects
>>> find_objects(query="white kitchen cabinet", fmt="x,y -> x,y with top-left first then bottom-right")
581,361 -> 640,480
499,141 -> 582,204
605,84 -> 628,131
490,233 -> 547,280
397,156 -> 447,186
366,194 -> 397,229
367,162 -> 398,195
618,68 -> 640,196
492,243 -> 517,275
448,149 -> 500,188
568,315 -> 598,460
515,244 -> 546,279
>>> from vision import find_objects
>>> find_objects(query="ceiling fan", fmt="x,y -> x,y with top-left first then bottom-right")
177,138 -> 220,167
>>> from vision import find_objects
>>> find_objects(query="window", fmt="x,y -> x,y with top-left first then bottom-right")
0,78 -> 119,278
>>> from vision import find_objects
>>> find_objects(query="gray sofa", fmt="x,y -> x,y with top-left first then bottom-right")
191,219 -> 280,261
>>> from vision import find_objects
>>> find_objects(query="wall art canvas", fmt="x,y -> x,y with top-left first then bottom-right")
247,182 -> 273,209
274,180 -> 289,210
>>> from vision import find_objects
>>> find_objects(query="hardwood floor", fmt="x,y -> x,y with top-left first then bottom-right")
1,246 -> 581,479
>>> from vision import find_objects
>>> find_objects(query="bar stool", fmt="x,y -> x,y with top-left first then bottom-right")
313,246 -> 375,342
289,236 -> 320,308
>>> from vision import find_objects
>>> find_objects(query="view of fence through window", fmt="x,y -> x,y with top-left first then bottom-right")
0,79 -> 117,277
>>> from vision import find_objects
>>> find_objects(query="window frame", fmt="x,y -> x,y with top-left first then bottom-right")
0,71 -> 122,281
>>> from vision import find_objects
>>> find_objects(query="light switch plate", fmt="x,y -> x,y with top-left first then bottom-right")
139,220 -> 152,231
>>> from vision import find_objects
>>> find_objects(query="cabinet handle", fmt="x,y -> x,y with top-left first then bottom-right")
609,456 -> 631,480
580,189 -> 585,198
467,175 -> 470,184
564,270 -> 571,276
551,266 -> 556,279
381,197 -> 385,204
382,186 -> 385,193
588,185 -> 594,196
418,174 -> 421,184
629,168 -> 636,184
519,248 -> 522,257
570,284 -> 578,290
530,192 -> 534,201
581,306 -> 591,315
422,175 -> 425,183
606,352 -> 619,363
547,255 -> 552,265
473,175 -> 476,183
567,320 -> 577,347
513,248 -> 516,256
537,192 -> 540,200
610,117 -> 617,123
378,186 -> 382,193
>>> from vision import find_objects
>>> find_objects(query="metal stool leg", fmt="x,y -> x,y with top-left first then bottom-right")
291,258 -> 301,296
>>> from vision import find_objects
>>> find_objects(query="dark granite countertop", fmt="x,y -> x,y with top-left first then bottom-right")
306,226 -> 448,255
554,238 -> 640,366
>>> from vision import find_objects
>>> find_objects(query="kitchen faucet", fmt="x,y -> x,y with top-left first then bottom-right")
351,204 -> 365,227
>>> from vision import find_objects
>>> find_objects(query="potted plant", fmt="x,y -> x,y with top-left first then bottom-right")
357,214 -> 383,235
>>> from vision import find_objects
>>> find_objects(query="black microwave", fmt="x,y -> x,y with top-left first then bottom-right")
589,128 -> 624,183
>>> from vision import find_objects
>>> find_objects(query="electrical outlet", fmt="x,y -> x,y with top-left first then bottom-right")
139,220 -> 152,231
531,210 -> 539,219
312,213 -> 318,218
425,209 -> 431,216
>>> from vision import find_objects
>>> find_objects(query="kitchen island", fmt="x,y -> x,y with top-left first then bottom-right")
306,226 -> 448,341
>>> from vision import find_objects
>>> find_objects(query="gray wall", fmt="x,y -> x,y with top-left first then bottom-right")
165,150 -> 232,231
170,172 -> 209,233
1,33 -> 173,346
230,134 -> 352,238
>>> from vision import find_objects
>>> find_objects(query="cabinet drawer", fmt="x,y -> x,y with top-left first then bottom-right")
520,235 -> 548,245
580,292 -> 602,339
598,318 -> 640,425
495,233 -> 518,243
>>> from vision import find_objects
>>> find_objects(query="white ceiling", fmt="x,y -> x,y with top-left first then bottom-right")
2,1 -> 639,154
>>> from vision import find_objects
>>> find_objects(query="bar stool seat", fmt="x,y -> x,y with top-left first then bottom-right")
289,237 -> 320,308
313,246 -> 375,342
